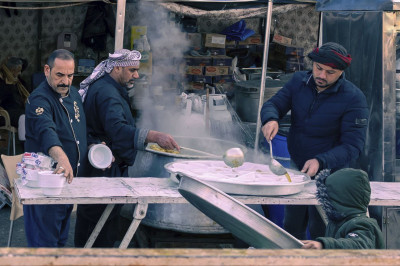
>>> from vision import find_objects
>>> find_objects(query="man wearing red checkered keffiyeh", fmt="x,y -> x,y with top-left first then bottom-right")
75,49 -> 179,248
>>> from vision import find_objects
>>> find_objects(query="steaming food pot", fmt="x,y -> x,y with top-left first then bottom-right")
125,136 -> 248,234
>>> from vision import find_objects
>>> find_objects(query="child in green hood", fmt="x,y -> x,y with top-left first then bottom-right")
301,168 -> 385,249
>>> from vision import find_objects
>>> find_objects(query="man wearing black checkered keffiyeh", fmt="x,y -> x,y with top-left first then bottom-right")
75,49 -> 179,248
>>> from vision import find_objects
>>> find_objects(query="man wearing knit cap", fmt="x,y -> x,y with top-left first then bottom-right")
75,49 -> 180,247
260,42 -> 369,240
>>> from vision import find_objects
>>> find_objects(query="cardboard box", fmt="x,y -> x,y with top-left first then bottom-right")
204,33 -> 226,48
212,56 -> 233,66
187,82 -> 205,90
269,58 -> 304,72
272,33 -> 292,46
213,75 -> 233,83
208,48 -> 226,56
130,26 -> 147,49
269,53 -> 304,63
189,75 -> 213,83
187,33 -> 202,49
238,34 -> 263,45
186,66 -> 204,75
184,56 -> 213,66
270,42 -> 304,56
185,74 -> 193,82
205,66 -> 230,76
225,39 -> 237,48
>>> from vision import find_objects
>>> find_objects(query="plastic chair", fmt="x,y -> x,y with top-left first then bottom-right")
0,163 -> 12,210
1,154 -> 23,247
0,108 -> 18,155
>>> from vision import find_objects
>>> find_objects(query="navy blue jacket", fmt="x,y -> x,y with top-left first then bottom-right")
83,74 -> 148,176
25,81 -> 87,177
260,71 -> 369,171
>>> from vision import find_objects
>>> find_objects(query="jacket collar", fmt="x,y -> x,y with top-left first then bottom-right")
103,73 -> 130,101
303,70 -> 346,94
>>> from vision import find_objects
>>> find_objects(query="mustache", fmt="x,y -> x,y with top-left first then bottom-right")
57,84 -> 69,88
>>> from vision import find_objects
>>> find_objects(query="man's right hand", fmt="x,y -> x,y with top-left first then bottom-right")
49,146 -> 74,183
261,120 -> 279,142
146,130 -> 180,151
301,240 -> 323,249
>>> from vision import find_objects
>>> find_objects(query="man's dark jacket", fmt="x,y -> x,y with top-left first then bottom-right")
83,73 -> 147,177
315,169 -> 384,249
260,71 -> 369,171
25,81 -> 87,176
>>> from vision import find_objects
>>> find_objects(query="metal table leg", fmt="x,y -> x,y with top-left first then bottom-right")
84,204 -> 115,248
119,201 -> 148,249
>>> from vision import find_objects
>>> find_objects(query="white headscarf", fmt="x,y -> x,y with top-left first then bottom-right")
79,49 -> 141,102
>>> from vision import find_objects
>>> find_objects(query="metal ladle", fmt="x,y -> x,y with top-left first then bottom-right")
223,147 -> 245,168
180,146 -> 245,168
268,140 -> 292,182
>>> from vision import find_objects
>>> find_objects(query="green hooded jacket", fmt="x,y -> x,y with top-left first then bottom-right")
315,168 -> 385,249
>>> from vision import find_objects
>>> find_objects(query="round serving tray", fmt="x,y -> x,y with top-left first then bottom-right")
178,174 -> 304,249
165,160 -> 310,196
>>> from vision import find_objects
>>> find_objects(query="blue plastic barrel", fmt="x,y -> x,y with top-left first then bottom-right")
265,132 -> 291,229
271,134 -> 291,167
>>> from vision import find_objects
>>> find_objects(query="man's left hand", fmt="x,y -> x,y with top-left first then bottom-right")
301,158 -> 319,177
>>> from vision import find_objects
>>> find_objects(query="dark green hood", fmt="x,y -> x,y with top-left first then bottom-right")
316,168 -> 370,221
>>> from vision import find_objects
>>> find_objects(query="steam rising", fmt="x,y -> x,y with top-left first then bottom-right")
130,2 -> 256,152
130,2 -> 210,137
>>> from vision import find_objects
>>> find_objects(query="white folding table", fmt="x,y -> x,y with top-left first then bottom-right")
14,177 -> 400,248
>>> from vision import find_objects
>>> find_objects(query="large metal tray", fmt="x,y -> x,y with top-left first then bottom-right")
178,174 -> 303,249
165,160 -> 310,196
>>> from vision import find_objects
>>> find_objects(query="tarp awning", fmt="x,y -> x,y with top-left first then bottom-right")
159,2 -> 313,19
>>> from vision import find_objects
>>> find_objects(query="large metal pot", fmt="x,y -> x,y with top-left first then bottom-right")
126,136 -> 248,234
235,79 -> 285,123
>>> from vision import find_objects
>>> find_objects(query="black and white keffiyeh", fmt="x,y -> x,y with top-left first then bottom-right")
79,49 -> 141,102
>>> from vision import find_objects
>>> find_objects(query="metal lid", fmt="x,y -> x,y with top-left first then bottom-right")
178,174 -> 303,249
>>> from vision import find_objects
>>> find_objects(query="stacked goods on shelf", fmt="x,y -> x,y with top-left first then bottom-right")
268,42 -> 305,72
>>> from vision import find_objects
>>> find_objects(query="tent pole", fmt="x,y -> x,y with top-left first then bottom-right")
254,0 -> 273,152
114,0 -> 126,51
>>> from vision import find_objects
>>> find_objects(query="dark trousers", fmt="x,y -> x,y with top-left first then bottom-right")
23,204 -> 73,247
283,205 -> 326,240
74,161 -> 128,248
74,204 -> 123,248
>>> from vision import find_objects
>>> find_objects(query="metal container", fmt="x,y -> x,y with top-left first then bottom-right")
127,136 -> 247,234
234,79 -> 285,123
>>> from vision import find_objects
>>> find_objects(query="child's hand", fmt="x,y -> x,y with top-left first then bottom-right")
301,240 -> 323,249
